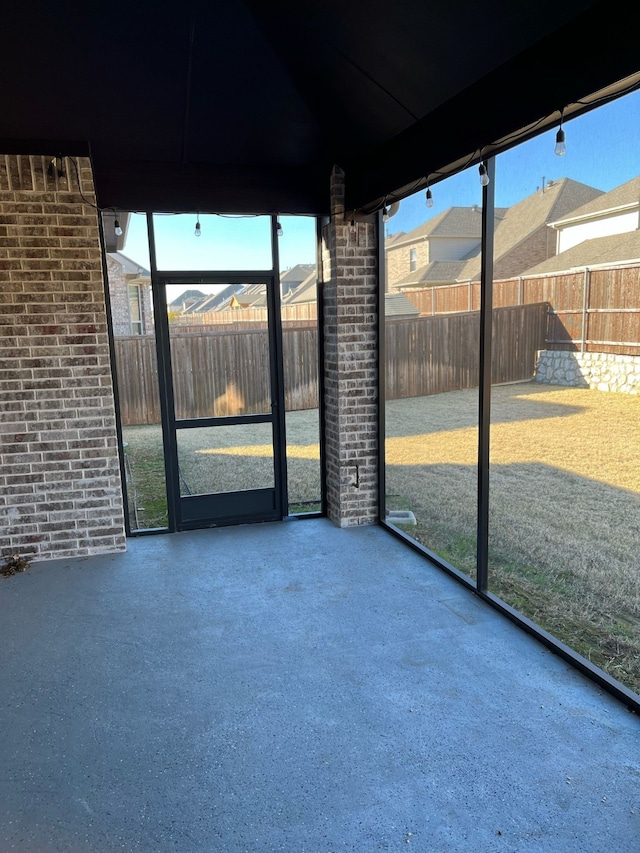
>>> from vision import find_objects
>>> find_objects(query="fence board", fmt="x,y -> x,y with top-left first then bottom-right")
384,302 -> 548,400
401,263 -> 640,356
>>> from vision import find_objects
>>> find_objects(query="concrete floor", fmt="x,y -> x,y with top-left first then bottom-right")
1,519 -> 638,853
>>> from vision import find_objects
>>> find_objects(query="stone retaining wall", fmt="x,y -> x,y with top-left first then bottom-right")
535,350 -> 640,394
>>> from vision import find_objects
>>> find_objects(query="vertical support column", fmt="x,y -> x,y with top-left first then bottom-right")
321,166 -> 379,527
476,157 -> 496,591
0,153 -> 126,561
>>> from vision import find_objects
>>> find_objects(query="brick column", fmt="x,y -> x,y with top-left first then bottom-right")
321,166 -> 379,526
0,154 -> 126,561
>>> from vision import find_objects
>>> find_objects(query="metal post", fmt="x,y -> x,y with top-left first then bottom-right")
147,213 -> 179,532
476,157 -> 496,593
377,209 -> 386,522
270,215 -> 288,518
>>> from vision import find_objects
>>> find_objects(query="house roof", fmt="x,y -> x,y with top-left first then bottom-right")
522,230 -> 640,275
183,284 -> 246,313
392,178 -> 604,287
384,293 -> 420,317
1,1 -> 633,217
550,175 -> 640,226
456,177 -> 603,280
284,271 -> 318,305
280,264 -> 317,295
388,207 -> 508,248
168,289 -> 207,309
107,252 -> 150,277
395,260 -> 470,288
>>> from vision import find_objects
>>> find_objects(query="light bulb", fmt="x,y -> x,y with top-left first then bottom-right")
114,218 -> 123,237
555,127 -> 566,156
479,164 -> 490,187
194,220 -> 201,237
425,187 -> 434,208
276,221 -> 284,237
382,206 -> 390,223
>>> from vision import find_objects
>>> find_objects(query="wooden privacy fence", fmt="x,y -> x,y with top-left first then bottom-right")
115,303 -> 548,425
402,262 -> 640,355
174,302 -> 318,329
385,302 -> 549,400
114,326 -> 320,425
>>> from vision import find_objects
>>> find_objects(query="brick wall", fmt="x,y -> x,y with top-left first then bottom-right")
106,255 -> 131,336
321,166 -> 378,527
0,154 -> 126,562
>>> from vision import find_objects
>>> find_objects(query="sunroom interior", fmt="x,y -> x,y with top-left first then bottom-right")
1,0 -> 640,848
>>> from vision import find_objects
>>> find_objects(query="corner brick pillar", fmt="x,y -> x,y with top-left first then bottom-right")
320,165 -> 379,526
0,154 -> 126,561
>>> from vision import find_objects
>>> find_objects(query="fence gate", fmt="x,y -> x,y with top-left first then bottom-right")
156,273 -> 287,530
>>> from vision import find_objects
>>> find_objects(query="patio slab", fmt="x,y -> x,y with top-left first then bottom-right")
1,519 -> 638,852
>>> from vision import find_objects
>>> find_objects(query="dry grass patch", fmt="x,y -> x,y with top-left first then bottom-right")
385,382 -> 640,695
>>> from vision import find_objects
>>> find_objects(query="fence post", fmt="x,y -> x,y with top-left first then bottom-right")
431,286 -> 436,316
518,276 -> 523,306
581,268 -> 590,354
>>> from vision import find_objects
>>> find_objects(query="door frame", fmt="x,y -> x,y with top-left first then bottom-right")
159,272 -> 287,529
148,216 -> 288,531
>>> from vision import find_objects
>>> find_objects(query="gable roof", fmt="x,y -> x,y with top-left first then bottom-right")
395,260 -> 469,288
107,252 -> 150,277
168,289 -> 206,309
550,176 -> 640,226
284,270 -> 317,305
389,207 -> 508,249
455,178 -> 603,281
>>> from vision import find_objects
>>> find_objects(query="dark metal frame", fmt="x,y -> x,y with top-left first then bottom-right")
315,216 -> 329,518
378,157 -> 640,714
110,212 -> 326,533
98,213 -> 132,536
148,215 -> 287,530
377,208 -> 387,523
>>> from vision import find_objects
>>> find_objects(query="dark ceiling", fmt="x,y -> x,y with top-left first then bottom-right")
1,0 -> 637,215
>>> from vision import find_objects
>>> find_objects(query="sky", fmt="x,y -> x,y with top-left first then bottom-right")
119,85 -> 640,282
388,86 -> 640,236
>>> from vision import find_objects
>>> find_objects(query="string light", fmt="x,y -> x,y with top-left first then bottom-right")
114,216 -> 123,237
382,205 -> 390,223
194,212 -> 201,237
425,186 -> 434,208
276,220 -> 284,237
479,163 -> 490,187
555,121 -> 566,156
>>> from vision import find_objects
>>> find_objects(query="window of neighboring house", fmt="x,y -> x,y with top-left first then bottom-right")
409,248 -> 417,272
128,284 -> 143,335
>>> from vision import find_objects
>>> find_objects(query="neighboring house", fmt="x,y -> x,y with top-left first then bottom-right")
479,177 -> 602,281
548,176 -> 640,255
168,289 -> 207,312
181,285 -> 246,314
106,252 -> 152,336
523,230 -> 640,276
282,267 -> 317,306
392,178 -> 602,291
521,176 -> 640,275
386,206 -> 508,290
280,264 -> 317,298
